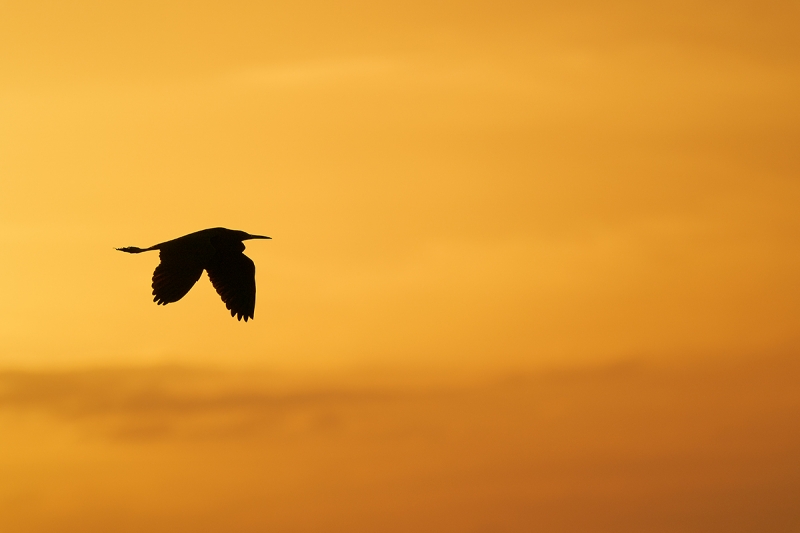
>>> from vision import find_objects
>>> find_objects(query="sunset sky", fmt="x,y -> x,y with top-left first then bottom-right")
1,1 -> 798,531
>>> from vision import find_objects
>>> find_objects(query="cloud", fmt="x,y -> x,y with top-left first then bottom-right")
2,355 -> 799,531
0,366 -> 399,440
226,58 -> 401,88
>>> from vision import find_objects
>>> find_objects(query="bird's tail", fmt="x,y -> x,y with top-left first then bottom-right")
116,246 -> 151,253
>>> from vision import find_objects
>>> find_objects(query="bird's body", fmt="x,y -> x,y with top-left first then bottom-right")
118,227 -> 271,321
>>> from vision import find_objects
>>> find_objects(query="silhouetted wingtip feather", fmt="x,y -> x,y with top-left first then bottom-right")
230,309 -> 253,322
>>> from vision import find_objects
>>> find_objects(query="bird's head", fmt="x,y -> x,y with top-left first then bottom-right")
233,230 -> 271,241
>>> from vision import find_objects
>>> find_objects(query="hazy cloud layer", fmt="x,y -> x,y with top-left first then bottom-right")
2,355 -> 798,532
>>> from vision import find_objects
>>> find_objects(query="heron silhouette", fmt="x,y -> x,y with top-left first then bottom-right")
117,227 -> 271,321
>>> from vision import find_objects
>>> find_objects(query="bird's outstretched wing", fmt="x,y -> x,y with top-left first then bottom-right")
151,249 -> 205,305
206,251 -> 257,321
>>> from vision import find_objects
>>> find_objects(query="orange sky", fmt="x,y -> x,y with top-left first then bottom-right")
0,1 -> 799,530
0,0 -> 797,371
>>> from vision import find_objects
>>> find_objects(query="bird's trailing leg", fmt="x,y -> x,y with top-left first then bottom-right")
117,246 -> 153,254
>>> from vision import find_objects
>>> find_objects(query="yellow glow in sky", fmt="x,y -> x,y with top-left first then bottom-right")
1,0 -> 797,371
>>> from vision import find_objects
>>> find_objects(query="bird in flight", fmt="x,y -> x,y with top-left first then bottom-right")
118,227 -> 271,321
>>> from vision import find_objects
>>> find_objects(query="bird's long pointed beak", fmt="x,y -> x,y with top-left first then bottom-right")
245,234 -> 271,240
